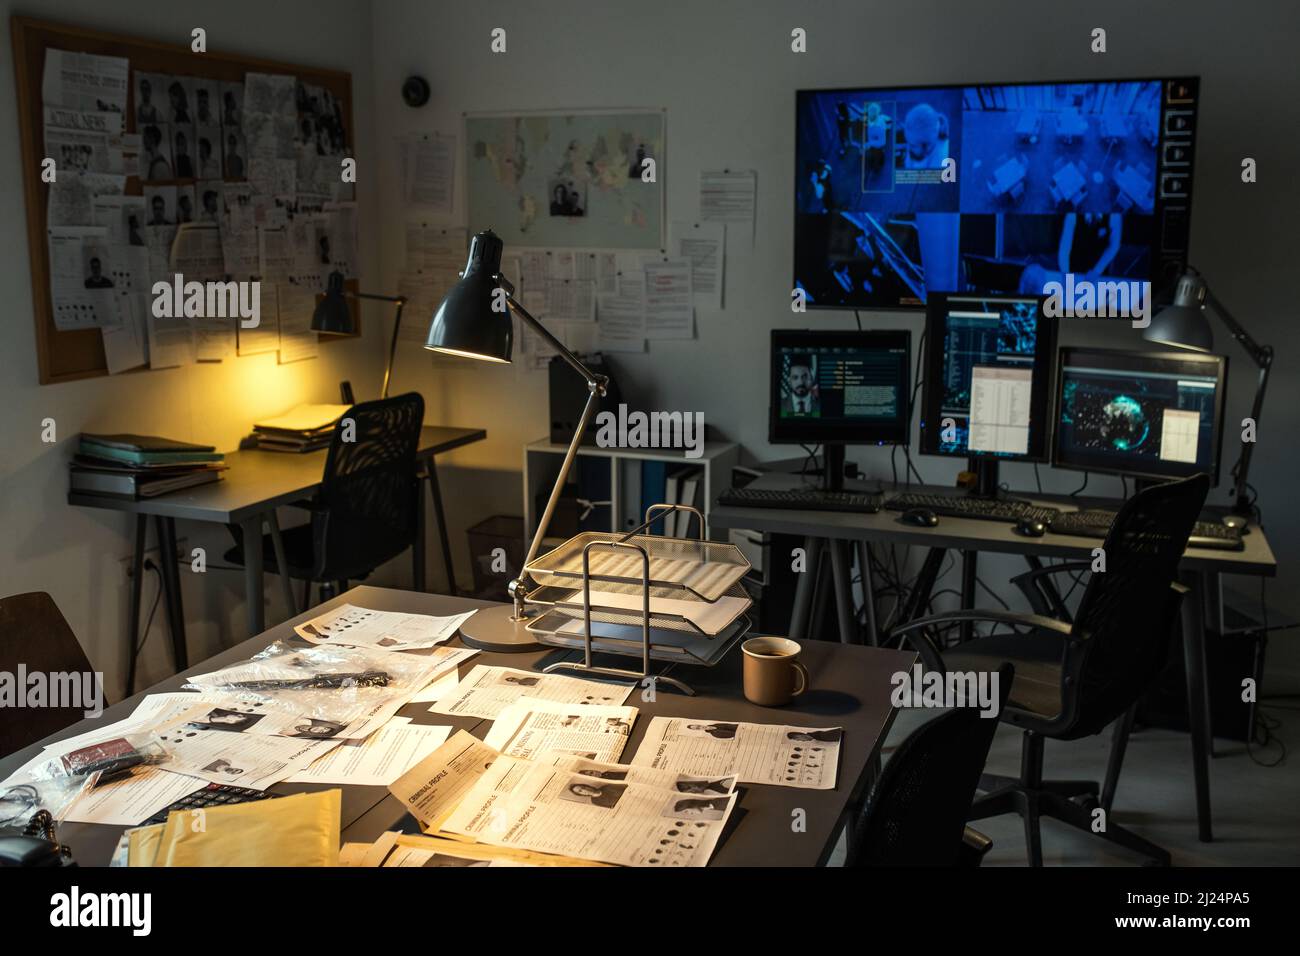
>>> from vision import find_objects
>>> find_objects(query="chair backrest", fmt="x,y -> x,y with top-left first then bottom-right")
1066,473 -> 1209,735
312,393 -> 424,580
848,663 -> 1012,866
0,593 -> 104,758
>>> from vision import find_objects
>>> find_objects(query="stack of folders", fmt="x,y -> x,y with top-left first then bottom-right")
251,403 -> 351,453
71,434 -> 226,499
636,462 -> 704,536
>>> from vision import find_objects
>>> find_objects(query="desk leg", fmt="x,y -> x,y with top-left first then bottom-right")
154,517 -> 188,672
1181,569 -> 1213,842
427,462 -> 457,595
857,541 -> 879,646
126,514 -> 147,695
413,474 -> 426,592
829,540 -> 857,644
960,550 -> 978,643
240,515 -> 266,636
266,509 -> 297,619
789,536 -> 821,641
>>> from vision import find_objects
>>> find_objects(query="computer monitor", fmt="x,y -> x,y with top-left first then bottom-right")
794,77 -> 1198,309
770,329 -> 911,489
919,293 -> 1058,464
1053,347 -> 1227,483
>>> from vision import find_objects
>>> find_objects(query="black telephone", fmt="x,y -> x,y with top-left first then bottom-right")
0,834 -> 75,867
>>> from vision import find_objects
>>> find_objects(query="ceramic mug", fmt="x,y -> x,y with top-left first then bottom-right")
741,636 -> 810,706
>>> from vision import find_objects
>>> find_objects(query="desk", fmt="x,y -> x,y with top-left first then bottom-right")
708,474 -> 1278,843
0,585 -> 914,868
69,426 -> 486,686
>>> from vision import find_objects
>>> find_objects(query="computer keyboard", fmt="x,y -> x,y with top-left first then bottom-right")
143,782 -> 281,825
716,486 -> 884,514
884,491 -> 1059,525
1049,509 -> 1245,551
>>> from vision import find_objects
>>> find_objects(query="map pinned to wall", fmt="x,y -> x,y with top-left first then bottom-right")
466,110 -> 665,249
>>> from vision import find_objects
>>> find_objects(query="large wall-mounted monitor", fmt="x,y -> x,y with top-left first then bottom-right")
794,77 -> 1198,310
919,293 -> 1058,462
1053,347 -> 1227,483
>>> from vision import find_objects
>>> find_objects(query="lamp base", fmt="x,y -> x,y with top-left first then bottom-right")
458,603 -> 545,652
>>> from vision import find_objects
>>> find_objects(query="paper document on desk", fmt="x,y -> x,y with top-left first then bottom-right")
388,729 -> 504,832
287,717 -> 451,785
294,603 -> 477,651
63,765 -> 204,827
630,716 -> 843,790
485,698 -> 637,763
441,751 -> 737,867
548,753 -> 737,796
430,665 -> 635,720
151,703 -> 343,790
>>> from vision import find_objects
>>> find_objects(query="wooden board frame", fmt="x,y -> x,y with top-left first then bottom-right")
11,15 -> 360,385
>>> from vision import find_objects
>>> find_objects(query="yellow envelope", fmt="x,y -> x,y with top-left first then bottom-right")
126,823 -> 166,867
154,789 -> 341,867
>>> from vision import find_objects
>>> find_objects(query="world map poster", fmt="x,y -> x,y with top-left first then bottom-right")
466,110 -> 665,249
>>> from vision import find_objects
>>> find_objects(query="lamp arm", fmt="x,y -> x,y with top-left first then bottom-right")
380,297 -> 406,400
503,293 -> 609,619
1207,290 -> 1274,517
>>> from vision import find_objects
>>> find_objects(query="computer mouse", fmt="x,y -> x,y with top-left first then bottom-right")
1221,514 -> 1249,531
901,508 -> 939,528
1015,516 -> 1047,537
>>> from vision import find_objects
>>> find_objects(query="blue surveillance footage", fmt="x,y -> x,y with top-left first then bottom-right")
795,78 -> 1196,309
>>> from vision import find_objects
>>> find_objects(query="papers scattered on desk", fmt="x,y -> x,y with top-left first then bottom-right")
440,750 -> 737,867
630,716 -> 843,790
429,665 -> 635,720
294,603 -> 476,651
389,729 -> 502,832
484,697 -> 637,763
287,717 -> 451,786
342,830 -> 600,867
63,765 -> 203,827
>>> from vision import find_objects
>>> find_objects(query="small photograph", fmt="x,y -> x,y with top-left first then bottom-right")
223,130 -> 248,179
674,776 -> 735,795
82,245 -> 114,290
220,80 -> 244,127
191,78 -> 219,125
134,72 -> 168,125
175,185 -> 196,224
171,124 -> 197,178
138,123 -> 174,181
144,185 -> 177,225
497,673 -> 540,687
125,207 -> 145,246
603,716 -> 632,735
289,717 -> 347,739
627,141 -> 652,178
779,352 -> 820,418
558,777 -> 626,809
194,126 -> 222,179
317,233 -> 332,266
785,728 -> 842,744
680,722 -> 738,740
296,80 -> 347,155
166,76 -> 193,123
187,707 -> 264,732
662,796 -> 729,821
57,141 -> 96,172
202,758 -> 248,779
196,183 -> 222,223
547,177 -> 585,217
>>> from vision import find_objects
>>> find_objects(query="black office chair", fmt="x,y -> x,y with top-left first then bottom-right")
889,474 -> 1208,866
0,593 -> 107,758
847,663 -> 1012,867
226,393 -> 425,608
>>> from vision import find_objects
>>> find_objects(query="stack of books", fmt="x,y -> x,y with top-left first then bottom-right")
72,434 -> 226,499
251,404 -> 350,453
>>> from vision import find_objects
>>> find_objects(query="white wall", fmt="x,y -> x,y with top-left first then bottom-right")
0,0 -> 382,696
371,0 -> 1300,673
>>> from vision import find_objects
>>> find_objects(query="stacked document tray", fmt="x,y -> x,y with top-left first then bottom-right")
523,530 -> 754,669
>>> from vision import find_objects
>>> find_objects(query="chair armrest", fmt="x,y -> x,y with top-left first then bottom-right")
1010,561 -> 1093,617
959,826 -> 993,866
888,608 -> 1077,673
1009,560 -> 1093,587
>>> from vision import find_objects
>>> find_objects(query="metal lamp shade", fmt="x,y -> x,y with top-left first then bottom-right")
1144,271 -> 1214,352
311,271 -> 355,334
425,230 -> 514,363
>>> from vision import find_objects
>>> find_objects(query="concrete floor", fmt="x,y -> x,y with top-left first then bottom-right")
833,701 -> 1299,866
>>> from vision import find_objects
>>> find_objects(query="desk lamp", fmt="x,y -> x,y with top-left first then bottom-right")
1143,268 -> 1273,525
425,229 -> 608,650
312,271 -> 408,399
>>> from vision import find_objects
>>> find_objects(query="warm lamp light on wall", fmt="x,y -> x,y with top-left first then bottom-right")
424,229 -> 609,651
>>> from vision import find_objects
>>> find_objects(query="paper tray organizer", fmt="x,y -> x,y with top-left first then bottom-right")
529,504 -> 753,695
